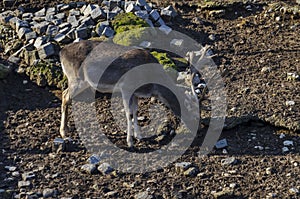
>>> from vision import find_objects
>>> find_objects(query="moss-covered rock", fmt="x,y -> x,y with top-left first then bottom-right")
111,12 -> 149,46
151,51 -> 178,80
25,60 -> 67,89
112,12 -> 148,33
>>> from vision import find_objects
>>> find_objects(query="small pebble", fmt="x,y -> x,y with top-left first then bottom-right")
282,147 -> 289,153
283,140 -> 293,146
43,188 -> 56,198
221,157 -> 237,166
289,187 -> 299,195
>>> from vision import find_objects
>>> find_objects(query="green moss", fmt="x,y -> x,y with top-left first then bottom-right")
111,12 -> 149,46
25,60 -> 67,89
151,51 -> 177,71
112,12 -> 148,34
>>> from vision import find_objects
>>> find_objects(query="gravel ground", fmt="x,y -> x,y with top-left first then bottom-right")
0,0 -> 300,198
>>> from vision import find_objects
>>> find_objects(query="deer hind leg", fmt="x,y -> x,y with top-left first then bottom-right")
60,88 -> 71,138
122,92 -> 134,147
131,95 -> 142,140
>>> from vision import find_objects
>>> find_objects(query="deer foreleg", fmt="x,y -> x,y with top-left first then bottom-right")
60,88 -> 71,138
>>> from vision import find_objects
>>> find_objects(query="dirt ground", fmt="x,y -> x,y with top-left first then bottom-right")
0,0 -> 300,198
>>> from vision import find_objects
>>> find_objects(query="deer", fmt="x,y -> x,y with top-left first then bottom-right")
59,40 -> 206,148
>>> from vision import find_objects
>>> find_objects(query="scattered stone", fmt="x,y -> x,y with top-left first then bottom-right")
285,101 -> 295,106
159,24 -> 172,35
0,63 -> 10,79
25,31 -> 37,41
18,27 -> 31,39
229,183 -> 237,189
37,43 -> 56,59
156,18 -> 165,26
95,21 -> 109,36
283,140 -> 294,146
183,167 -> 199,177
221,157 -> 237,166
105,191 -> 118,197
91,7 -> 105,20
35,8 -> 46,17
46,25 -> 59,36
261,66 -> 271,73
74,27 -> 89,39
33,21 -> 49,34
98,162 -> 114,175
12,171 -> 20,177
88,154 -> 101,164
83,4 -> 96,16
18,181 -> 31,188
254,146 -> 264,151
101,26 -> 115,38
282,147 -> 289,153
139,41 -> 151,48
54,33 -> 72,44
136,0 -> 147,7
134,191 -> 153,199
215,138 -> 228,149
22,172 -> 35,181
289,187 -> 299,195
208,34 -> 216,41
161,5 -> 178,18
67,15 -> 79,27
279,133 -> 286,139
208,10 -> 226,18
211,188 -> 233,198
287,72 -> 299,81
135,10 -> 149,20
149,10 -> 160,21
80,16 -> 95,26
265,167 -> 275,175
43,188 -> 57,198
4,166 -> 17,171
175,162 -> 192,172
81,164 -> 97,175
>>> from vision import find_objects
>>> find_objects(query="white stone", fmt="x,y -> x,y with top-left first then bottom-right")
139,41 -> 151,48
283,140 -> 293,146
159,25 -> 172,35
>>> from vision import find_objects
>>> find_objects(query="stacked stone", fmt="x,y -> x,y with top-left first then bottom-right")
0,0 -> 178,64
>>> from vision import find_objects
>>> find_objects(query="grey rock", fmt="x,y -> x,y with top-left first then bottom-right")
159,25 -> 172,35
80,16 -> 95,26
98,162 -> 114,175
221,157 -> 237,166
54,12 -> 66,19
67,15 -> 79,28
22,13 -> 33,19
161,5 -> 178,18
156,18 -> 165,26
134,191 -> 153,199
145,18 -> 154,27
18,181 -> 31,188
73,38 -> 83,43
58,22 -> 71,29
32,16 -> 45,22
35,8 -> 46,17
144,3 -> 152,12
46,25 -> 59,37
15,20 -> 30,32
45,14 -> 55,22
69,9 -> 80,17
102,26 -> 115,38
4,166 -> 17,171
183,167 -> 199,177
33,21 -> 49,34
0,63 -> 10,79
150,10 -> 160,21
81,164 -> 97,174
59,27 -> 71,35
59,4 -> 70,11
22,172 -> 35,181
66,28 -> 75,40
52,137 -> 65,152
18,27 -> 31,39
0,10 -> 14,24
175,162 -> 192,172
8,17 -> 19,29
212,188 -> 233,198
76,1 -> 86,8
215,138 -> 228,149
46,7 -> 56,15
136,0 -> 147,7
8,56 -> 21,64
74,27 -> 89,39
139,41 -> 151,48
125,3 -> 140,13
88,154 -> 101,164
37,43 -> 56,59
177,71 -> 188,84
96,21 -> 109,36
135,10 -> 149,20
3,0 -> 15,8
289,187 -> 299,195
34,36 -> 47,49
25,31 -> 37,41
54,33 -> 72,44
83,4 -> 97,16
12,171 -> 20,177
43,188 -> 57,198
91,7 -> 105,20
